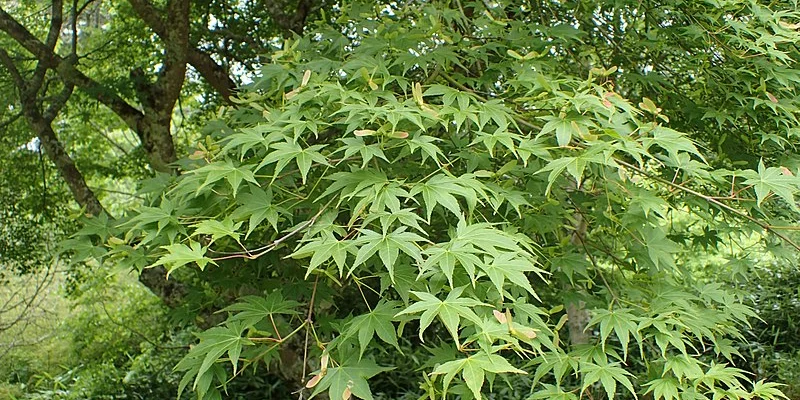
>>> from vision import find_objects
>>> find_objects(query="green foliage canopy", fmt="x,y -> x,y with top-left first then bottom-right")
65,0 -> 800,399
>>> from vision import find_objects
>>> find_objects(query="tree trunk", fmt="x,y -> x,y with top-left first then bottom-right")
34,118 -> 104,216
566,211 -> 591,347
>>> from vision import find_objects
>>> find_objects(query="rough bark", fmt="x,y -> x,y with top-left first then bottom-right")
0,4 -> 104,217
0,2 -> 186,306
127,0 -> 236,101
262,0 -> 319,35
0,4 -> 179,173
566,210 -> 591,347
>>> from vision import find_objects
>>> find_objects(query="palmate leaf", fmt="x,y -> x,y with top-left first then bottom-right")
351,227 -> 425,280
640,226 -> 680,270
124,197 -> 184,245
421,241 -> 482,287
479,253 -> 543,299
319,170 -> 389,201
175,321 -> 252,394
231,186 -> 287,237
643,377 -> 680,400
410,174 -> 465,219
191,218 -> 242,244
642,126 -> 705,162
741,160 -> 800,209
750,380 -> 790,400
221,291 -> 301,326
628,189 -> 669,219
580,361 -> 637,400
529,384 -> 579,400
396,286 -> 487,344
451,220 -> 536,256
221,125 -> 285,159
380,263 -> 418,304
538,115 -> 582,147
257,140 -> 329,183
431,352 -> 526,398
310,356 -> 393,400
362,209 -> 427,234
338,137 -> 389,168
152,241 -> 216,276
586,308 -> 640,358
291,236 -> 351,277
343,300 -> 402,357
191,159 -> 259,196
410,173 -> 491,220
536,144 -> 612,195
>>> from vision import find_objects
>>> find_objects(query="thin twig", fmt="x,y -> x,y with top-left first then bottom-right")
300,275 -> 320,394
615,158 -> 800,251
210,199 -> 333,261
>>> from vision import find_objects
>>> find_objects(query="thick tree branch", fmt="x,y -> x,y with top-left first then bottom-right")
0,112 -> 22,130
29,0 -> 63,92
0,5 -> 145,130
44,0 -> 63,49
158,0 -> 189,113
0,2 -> 189,308
3,50 -> 105,216
187,50 -> 236,101
127,0 -> 236,101
0,48 -> 24,88
43,83 -> 74,123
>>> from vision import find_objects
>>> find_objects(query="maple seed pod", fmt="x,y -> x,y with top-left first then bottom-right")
493,309 -> 507,324
767,92 -> 779,104
320,353 -> 330,374
306,374 -> 323,388
390,131 -> 409,139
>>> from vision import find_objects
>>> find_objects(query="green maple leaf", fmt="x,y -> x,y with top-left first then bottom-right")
396,286 -> 487,344
643,377 -> 680,400
479,253 -> 542,298
431,352 -> 526,398
231,186 -> 286,237
352,227 -> 425,280
178,322 -> 252,391
641,227 -> 679,270
410,174 -> 465,219
539,115 -> 576,147
152,241 -> 216,276
343,301 -> 402,357
421,241 -> 482,287
529,384 -> 579,400
221,291 -> 301,327
451,220 -> 535,256
192,159 -> 259,196
221,126 -> 284,159
192,218 -> 243,244
586,308 -> 640,358
742,160 -> 799,209
310,356 -> 393,400
257,141 -> 329,183
580,361 -> 637,400
642,126 -> 705,162
291,236 -> 351,277
629,190 -> 669,219
338,137 -> 389,168
79,212 -> 114,240
362,209 -> 427,235
380,263 -> 418,304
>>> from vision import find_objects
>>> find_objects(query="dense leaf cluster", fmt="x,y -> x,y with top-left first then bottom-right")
66,0 -> 800,399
